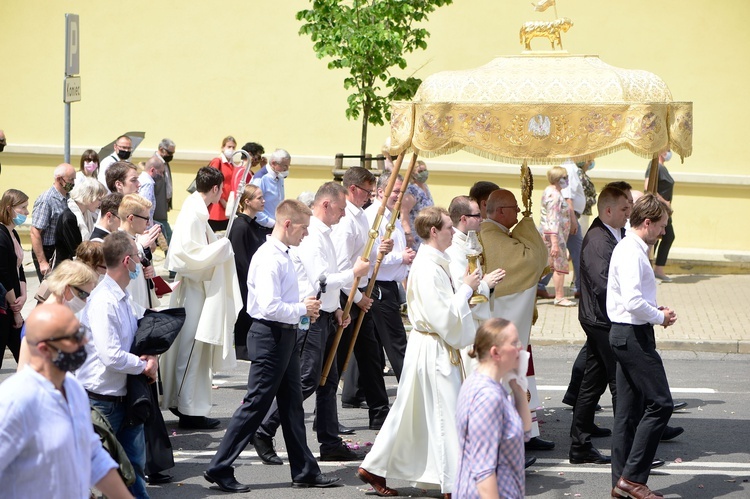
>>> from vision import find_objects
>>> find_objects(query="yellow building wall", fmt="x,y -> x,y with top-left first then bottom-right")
1,0 -> 748,259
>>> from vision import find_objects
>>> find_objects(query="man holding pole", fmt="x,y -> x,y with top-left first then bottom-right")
330,167 -> 392,431
252,182 -> 369,463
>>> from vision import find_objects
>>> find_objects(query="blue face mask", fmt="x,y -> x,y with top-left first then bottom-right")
12,211 -> 27,226
129,262 -> 142,280
664,151 -> 672,162
588,160 -> 595,171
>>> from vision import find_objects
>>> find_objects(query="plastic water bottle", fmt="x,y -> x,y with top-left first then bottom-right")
299,316 -> 310,331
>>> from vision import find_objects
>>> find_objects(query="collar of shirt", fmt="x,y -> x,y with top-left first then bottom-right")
625,228 -> 648,253
602,220 -> 622,242
98,273 -> 128,301
267,234 -> 290,254
138,171 -> 155,185
483,218 -> 510,234
345,198 -> 363,218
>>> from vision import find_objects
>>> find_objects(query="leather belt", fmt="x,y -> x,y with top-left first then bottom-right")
255,318 -> 297,330
86,390 -> 126,403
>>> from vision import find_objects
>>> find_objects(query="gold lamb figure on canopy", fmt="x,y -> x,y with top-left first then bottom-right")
520,17 -> 573,50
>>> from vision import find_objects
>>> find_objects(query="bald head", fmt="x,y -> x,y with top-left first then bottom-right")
25,303 -> 79,346
486,189 -> 519,228
54,163 -> 75,179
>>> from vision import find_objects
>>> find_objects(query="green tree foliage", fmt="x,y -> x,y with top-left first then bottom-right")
296,0 -> 453,160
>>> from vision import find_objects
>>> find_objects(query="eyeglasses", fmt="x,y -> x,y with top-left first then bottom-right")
71,286 -> 91,300
353,184 -> 375,195
498,205 -> 520,212
130,213 -> 149,222
464,213 -> 481,218
38,325 -> 91,345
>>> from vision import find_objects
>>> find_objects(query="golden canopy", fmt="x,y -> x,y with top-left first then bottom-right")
389,54 -> 693,164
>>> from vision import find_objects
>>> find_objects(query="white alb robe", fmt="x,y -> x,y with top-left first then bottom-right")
160,192 -> 242,416
361,244 -> 474,494
445,229 -> 491,376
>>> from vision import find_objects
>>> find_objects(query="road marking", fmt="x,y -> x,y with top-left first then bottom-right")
173,450 -> 364,467
531,459 -> 750,475
537,385 -> 717,394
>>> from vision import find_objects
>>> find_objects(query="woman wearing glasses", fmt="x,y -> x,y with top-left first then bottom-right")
55,177 -> 108,263
455,318 -> 532,499
16,259 -> 99,371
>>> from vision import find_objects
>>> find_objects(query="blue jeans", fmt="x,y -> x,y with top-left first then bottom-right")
90,399 -> 149,499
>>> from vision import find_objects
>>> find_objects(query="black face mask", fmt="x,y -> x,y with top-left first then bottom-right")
0,143 -> 6,153
162,154 -> 173,163
118,149 -> 132,161
50,344 -> 88,372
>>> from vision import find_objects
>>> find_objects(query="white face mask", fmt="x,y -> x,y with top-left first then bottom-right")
559,179 -> 569,189
278,170 -> 289,179
224,148 -> 235,161
66,293 -> 87,314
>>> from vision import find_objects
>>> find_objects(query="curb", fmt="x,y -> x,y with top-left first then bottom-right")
534,338 -> 750,355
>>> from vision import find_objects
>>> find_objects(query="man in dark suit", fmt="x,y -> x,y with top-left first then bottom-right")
569,186 -> 630,465
90,193 -> 123,241
152,139 -> 176,244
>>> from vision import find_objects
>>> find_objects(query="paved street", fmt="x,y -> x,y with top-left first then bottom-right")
5,345 -> 746,498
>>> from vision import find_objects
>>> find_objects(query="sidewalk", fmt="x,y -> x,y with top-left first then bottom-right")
15,253 -> 750,355
532,273 -> 750,354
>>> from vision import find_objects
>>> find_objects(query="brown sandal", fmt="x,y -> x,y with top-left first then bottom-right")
356,467 -> 398,497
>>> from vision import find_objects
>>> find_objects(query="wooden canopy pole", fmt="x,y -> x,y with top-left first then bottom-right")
319,151 -> 408,386
646,155 -> 660,194
340,152 -> 419,374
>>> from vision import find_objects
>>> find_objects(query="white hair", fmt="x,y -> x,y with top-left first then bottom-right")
70,177 -> 107,204
269,148 -> 291,165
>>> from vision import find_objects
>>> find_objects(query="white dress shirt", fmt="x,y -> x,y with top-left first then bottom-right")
330,199 -> 370,302
606,230 -> 664,325
364,200 -> 409,283
246,236 -> 306,324
290,215 -> 353,312
137,171 -> 156,224
77,274 -> 146,396
561,160 -> 586,214
97,153 -> 119,192
0,367 -> 117,498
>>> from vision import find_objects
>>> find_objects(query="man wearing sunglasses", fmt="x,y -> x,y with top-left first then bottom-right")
0,303 -> 132,498
77,231 -> 159,499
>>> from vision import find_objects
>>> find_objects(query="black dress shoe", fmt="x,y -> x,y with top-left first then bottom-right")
319,443 -> 361,461
525,436 -> 555,451
569,447 -> 612,464
585,424 -> 613,438
147,471 -> 173,484
291,474 -> 342,488
673,401 -> 688,411
252,433 -> 283,465
203,471 -> 251,492
660,425 -> 684,441
178,415 -> 221,430
342,399 -> 369,409
524,456 -> 537,469
338,423 -> 356,435
651,458 -> 666,469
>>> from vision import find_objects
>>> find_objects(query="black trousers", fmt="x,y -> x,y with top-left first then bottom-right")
609,323 -> 673,487
207,321 -> 319,481
338,292 -> 390,425
0,312 -> 21,369
369,281 -> 407,380
570,322 -> 617,452
563,344 -> 587,406
653,217 -> 675,267
257,311 -> 344,453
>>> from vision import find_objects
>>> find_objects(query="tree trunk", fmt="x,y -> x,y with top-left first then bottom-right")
359,105 -> 370,168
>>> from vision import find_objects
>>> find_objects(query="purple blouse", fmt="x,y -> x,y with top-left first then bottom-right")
455,372 -> 525,499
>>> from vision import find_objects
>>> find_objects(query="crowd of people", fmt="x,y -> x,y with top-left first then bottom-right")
0,134 -> 682,499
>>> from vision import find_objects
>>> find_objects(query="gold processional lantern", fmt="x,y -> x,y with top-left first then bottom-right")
388,52 -> 693,214
320,7 -> 694,386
